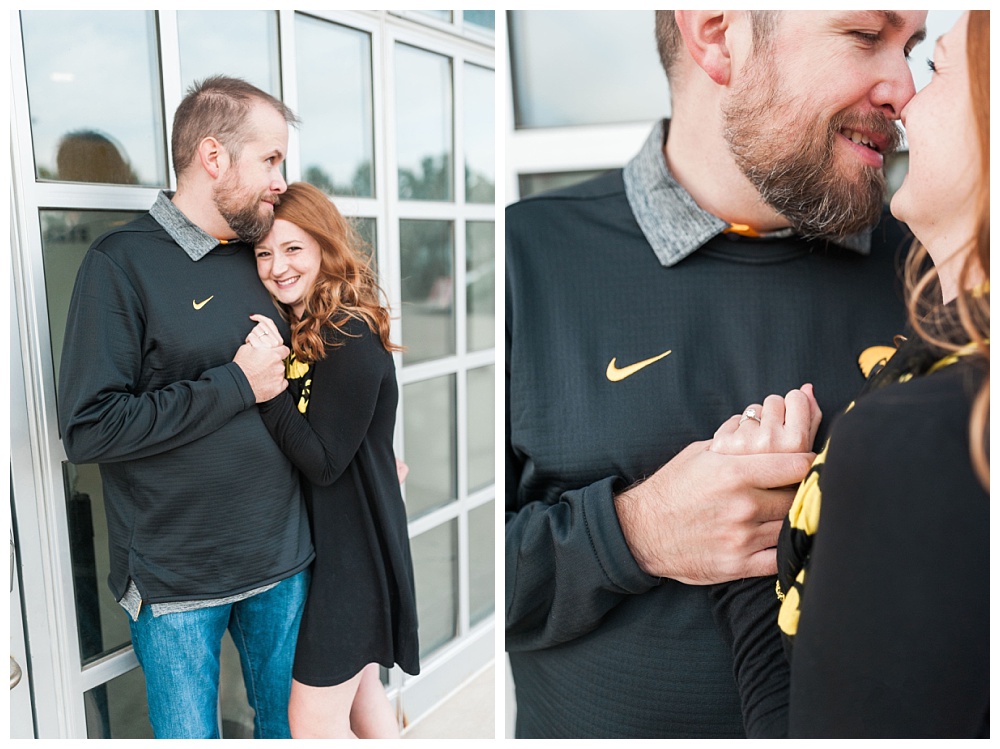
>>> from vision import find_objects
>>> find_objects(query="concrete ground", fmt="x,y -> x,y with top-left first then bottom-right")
403,661 -> 496,739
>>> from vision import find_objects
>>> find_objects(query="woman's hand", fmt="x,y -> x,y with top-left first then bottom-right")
711,384 -> 822,456
395,458 -> 409,484
246,314 -> 285,349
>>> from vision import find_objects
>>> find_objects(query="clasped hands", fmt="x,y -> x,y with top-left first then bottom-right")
615,385 -> 822,585
233,314 -> 289,402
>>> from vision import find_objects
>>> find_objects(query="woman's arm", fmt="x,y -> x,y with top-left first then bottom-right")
256,319 -> 389,487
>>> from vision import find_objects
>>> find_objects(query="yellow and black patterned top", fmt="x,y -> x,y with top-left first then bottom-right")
285,352 -> 313,414
774,331 -> 989,652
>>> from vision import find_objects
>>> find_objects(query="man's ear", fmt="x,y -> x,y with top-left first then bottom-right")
197,136 -> 227,180
674,10 -> 733,86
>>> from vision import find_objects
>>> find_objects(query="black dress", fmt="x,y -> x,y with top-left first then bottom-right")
711,328 -> 989,737
258,316 -> 419,685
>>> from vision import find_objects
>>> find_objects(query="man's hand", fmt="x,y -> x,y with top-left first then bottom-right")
614,440 -> 815,584
233,341 -> 289,402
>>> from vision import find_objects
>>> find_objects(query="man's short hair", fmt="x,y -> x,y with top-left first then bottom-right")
171,75 -> 299,177
655,11 -> 779,86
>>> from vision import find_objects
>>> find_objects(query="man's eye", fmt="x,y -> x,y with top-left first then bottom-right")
852,31 -> 879,45
926,58 -> 937,73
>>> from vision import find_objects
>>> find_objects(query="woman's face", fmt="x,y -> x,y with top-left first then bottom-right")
890,12 -> 978,278
255,218 -> 323,319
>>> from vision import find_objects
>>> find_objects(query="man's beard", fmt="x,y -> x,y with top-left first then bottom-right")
213,171 -> 276,245
723,65 -> 901,240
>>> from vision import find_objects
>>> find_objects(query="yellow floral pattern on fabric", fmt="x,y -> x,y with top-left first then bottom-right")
778,568 -> 807,636
284,353 -> 313,414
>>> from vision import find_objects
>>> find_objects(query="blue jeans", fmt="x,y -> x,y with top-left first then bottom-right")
128,570 -> 308,739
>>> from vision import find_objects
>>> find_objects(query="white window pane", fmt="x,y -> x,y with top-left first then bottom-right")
411,521 -> 458,658
400,220 -> 455,364
464,11 -> 495,31
464,64 -> 495,203
21,10 -> 165,185
296,15 -> 375,197
518,170 -> 606,199
395,43 -> 453,201
467,365 -> 494,493
468,501 -> 495,625
403,375 -> 457,518
466,221 -> 494,352
178,11 -> 281,98
509,10 -> 670,129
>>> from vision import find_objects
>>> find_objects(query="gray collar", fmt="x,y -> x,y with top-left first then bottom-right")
622,120 -> 871,267
149,191 -> 228,261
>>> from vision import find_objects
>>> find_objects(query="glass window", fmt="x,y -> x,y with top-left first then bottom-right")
467,365 -> 494,492
396,44 -> 453,201
466,221 -> 494,353
41,210 -> 144,388
65,462 -> 131,664
403,375 -> 457,518
509,10 -> 670,129
400,220 -> 455,364
518,170 -> 607,199
416,11 -> 452,23
468,501 -> 495,625
411,520 -> 458,657
177,11 -> 281,98
85,666 -> 152,738
296,14 -> 375,198
464,11 -> 495,31
21,10 -> 165,186
352,216 -> 377,262
463,64 -> 495,203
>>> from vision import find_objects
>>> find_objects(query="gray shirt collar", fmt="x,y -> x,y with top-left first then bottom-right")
149,190 -> 228,261
622,120 -> 871,267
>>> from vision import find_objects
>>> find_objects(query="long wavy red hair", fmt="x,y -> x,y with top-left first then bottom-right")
270,182 -> 401,361
904,10 -> 989,489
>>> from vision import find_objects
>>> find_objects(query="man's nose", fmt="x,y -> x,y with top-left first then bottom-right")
871,56 -> 918,119
272,169 -> 287,194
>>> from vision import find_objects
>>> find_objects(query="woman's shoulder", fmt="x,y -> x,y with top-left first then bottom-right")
823,359 -> 987,512
319,315 -> 392,360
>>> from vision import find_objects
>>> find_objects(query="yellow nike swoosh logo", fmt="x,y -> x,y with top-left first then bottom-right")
192,296 -> 215,310
606,349 -> 672,382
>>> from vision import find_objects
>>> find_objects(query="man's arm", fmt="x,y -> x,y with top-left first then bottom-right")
505,354 -> 661,651
58,249 -> 287,464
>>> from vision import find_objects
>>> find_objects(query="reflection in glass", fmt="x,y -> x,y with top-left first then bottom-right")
403,375 -> 457,518
466,221 -> 494,352
464,11 -> 495,30
296,14 -> 375,198
42,210 -> 143,389
85,666 -> 152,738
416,10 -> 452,23
410,521 -> 458,657
352,216 -> 377,263
509,10 -> 670,129
518,170 -> 607,199
467,366 -> 495,493
65,461 -> 132,664
396,44 -> 453,201
468,501 -> 495,625
400,220 -> 454,364
463,64 -> 495,203
178,11 -> 280,97
21,10 -> 166,185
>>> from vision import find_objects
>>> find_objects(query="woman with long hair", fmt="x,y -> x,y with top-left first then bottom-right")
246,181 -> 419,737
709,10 -> 989,737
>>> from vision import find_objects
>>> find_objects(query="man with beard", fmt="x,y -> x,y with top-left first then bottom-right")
505,10 -> 927,738
58,76 -> 313,738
